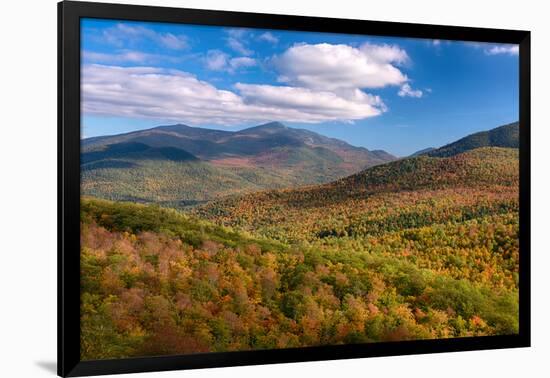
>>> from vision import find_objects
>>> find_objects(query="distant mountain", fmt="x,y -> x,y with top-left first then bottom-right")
81,122 -> 396,206
424,122 -> 519,158
83,122 -> 395,165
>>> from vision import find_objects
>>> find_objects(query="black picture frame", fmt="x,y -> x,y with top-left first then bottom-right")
58,1 -> 531,376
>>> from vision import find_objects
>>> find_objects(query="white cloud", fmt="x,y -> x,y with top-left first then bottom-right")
205,50 -> 229,71
101,23 -> 189,50
229,57 -> 257,70
100,24 -> 146,47
82,41 -> 422,126
398,83 -> 423,98
82,64 -> 386,125
222,28 -> 254,56
465,42 -> 519,56
226,38 -> 253,56
485,45 -> 519,56
359,43 -> 409,65
235,84 -> 385,120
272,43 -> 409,90
157,33 -> 189,50
258,32 -> 278,44
205,51 -> 256,73
432,39 -> 441,46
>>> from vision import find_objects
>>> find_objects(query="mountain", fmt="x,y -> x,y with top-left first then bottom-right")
83,122 -> 394,164
81,122 -> 396,206
196,147 -> 519,243
424,122 -> 519,158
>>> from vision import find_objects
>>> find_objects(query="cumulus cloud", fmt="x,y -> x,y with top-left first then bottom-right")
235,84 -> 385,120
272,43 -> 409,90
359,43 -> 409,65
82,64 -> 386,125
100,23 -> 189,50
258,32 -> 279,44
398,83 -> 423,98
82,41 -> 423,126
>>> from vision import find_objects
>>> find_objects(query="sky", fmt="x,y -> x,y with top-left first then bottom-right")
81,18 -> 519,156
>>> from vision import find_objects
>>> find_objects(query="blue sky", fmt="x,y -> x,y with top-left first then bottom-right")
81,18 -> 519,156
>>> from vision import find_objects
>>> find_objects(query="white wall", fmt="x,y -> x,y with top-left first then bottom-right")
1,0 -> 547,377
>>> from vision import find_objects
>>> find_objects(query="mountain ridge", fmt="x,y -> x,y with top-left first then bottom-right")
81,122 -> 397,206
82,122 -> 395,164
423,122 -> 519,158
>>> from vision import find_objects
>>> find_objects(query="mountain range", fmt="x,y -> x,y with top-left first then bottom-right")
81,122 -> 396,206
83,122 -> 394,163
82,121 -> 519,207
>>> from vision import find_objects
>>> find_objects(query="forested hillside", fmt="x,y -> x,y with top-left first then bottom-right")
197,147 -> 519,244
424,122 -> 519,157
